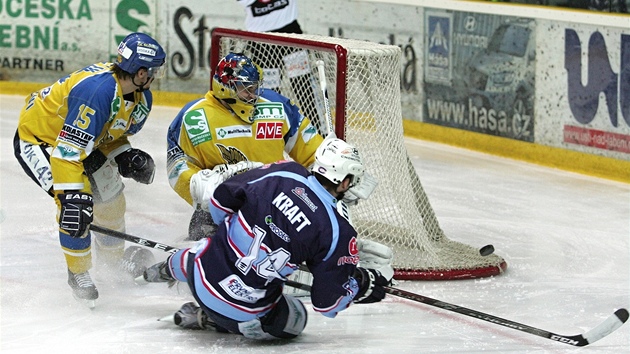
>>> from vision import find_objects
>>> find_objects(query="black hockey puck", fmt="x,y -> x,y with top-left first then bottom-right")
479,244 -> 494,256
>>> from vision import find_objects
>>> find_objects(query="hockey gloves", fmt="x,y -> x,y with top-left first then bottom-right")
58,192 -> 93,238
353,267 -> 391,304
115,148 -> 155,184
136,260 -> 176,287
190,161 -> 263,212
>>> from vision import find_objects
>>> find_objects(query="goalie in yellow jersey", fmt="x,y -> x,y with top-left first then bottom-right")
166,52 -> 325,241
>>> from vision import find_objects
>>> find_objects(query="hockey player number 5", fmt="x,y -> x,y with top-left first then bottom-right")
73,104 -> 94,129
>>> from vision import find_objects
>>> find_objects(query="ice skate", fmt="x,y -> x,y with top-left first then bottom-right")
67,269 -> 98,309
159,302 -> 223,331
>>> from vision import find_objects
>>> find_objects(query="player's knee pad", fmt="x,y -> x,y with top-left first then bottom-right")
258,294 -> 307,339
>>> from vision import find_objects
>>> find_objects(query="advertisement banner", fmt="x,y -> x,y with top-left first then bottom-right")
536,21 -> 630,159
0,0 -> 159,84
423,10 -> 536,142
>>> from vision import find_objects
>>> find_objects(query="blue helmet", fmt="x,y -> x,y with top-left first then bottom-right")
212,53 -> 263,123
116,33 -> 166,74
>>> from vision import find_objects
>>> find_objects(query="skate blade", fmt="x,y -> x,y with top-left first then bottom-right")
134,274 -> 149,285
158,314 -> 175,323
73,296 -> 96,309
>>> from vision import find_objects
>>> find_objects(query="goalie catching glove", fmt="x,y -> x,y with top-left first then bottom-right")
190,161 -> 263,211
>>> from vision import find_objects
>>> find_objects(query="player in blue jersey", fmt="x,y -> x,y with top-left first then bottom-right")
13,33 -> 166,308
140,138 -> 393,339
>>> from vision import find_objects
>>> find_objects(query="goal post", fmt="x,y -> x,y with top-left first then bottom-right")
210,28 -> 507,280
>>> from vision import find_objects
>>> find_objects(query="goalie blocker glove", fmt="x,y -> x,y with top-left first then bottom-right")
353,267 -> 390,304
190,161 -> 263,212
59,192 -> 93,238
115,148 -> 155,184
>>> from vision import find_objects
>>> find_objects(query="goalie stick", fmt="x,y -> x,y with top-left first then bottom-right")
315,59 -> 378,200
90,225 -> 628,347
315,59 -> 335,139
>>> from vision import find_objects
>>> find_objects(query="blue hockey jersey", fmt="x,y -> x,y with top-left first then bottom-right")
171,161 -> 362,322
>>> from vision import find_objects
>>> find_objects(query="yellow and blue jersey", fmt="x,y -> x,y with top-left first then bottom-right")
17,62 -> 153,192
167,88 -> 323,205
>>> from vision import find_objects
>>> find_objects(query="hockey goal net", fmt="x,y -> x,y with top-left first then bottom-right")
210,28 -> 507,280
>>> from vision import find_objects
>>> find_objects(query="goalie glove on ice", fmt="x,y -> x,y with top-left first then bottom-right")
190,161 -> 263,211
115,148 -> 155,184
59,192 -> 93,238
353,267 -> 390,304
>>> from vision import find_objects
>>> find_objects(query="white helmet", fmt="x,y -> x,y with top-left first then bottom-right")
312,138 -> 365,187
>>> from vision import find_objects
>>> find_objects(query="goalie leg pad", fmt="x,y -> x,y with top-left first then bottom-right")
187,208 -> 218,241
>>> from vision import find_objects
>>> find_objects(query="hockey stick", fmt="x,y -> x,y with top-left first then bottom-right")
385,287 -> 628,347
90,225 -> 628,346
315,60 -> 335,138
292,266 -> 627,347
91,224 -> 308,291
89,225 -> 178,254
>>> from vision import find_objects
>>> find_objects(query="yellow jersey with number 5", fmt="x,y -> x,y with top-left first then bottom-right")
17,62 -> 154,192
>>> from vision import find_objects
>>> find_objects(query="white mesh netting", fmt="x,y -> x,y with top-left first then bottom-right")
212,29 -> 506,280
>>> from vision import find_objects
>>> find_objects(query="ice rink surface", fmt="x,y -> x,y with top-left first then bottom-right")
1,94 -> 628,353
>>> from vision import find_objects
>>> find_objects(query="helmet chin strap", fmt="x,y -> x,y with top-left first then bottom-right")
132,76 -> 150,92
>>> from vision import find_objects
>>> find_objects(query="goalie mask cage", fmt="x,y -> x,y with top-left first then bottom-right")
210,28 -> 507,280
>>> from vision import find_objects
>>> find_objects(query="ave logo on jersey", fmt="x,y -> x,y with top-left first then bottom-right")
256,122 -> 283,139
292,187 -> 317,211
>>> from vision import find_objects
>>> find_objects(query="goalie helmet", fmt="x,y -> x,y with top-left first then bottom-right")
116,33 -> 166,76
312,138 -> 365,188
211,53 -> 263,123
